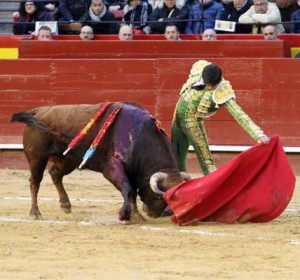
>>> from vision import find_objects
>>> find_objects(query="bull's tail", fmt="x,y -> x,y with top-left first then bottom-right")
11,112 -> 60,138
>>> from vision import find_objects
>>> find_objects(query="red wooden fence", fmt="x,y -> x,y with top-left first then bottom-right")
1,57 -> 300,147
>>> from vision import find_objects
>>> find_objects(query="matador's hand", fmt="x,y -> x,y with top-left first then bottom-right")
258,135 -> 270,144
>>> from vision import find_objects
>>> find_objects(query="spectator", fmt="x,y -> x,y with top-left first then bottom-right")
185,0 -> 224,34
59,0 -> 90,22
201,28 -> 216,39
107,0 -> 127,20
290,7 -> 300,33
118,24 -> 134,40
164,23 -> 181,40
79,0 -> 119,34
37,25 -> 53,40
262,24 -> 279,39
149,0 -> 189,34
122,0 -> 152,34
171,60 -> 269,174
79,25 -> 95,39
238,0 -> 285,33
269,0 -> 299,33
12,1 -> 55,35
43,1 -> 60,19
220,0 -> 253,33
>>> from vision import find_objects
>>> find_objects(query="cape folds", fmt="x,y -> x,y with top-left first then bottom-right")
164,136 -> 296,225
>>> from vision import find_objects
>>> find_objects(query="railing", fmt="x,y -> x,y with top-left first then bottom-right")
0,0 -> 299,35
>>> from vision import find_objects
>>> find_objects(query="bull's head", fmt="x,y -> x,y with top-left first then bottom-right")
140,171 -> 191,218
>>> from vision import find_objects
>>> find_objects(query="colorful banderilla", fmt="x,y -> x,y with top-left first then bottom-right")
79,105 -> 123,169
63,102 -> 112,156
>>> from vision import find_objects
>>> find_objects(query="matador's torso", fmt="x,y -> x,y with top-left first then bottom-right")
179,60 -> 235,118
176,60 -> 265,141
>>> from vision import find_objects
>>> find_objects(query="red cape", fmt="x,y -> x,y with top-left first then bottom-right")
164,136 -> 296,225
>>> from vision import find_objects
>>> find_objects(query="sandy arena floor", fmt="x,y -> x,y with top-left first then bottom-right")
0,168 -> 299,280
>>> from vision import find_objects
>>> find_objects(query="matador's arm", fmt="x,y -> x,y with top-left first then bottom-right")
224,99 -> 266,142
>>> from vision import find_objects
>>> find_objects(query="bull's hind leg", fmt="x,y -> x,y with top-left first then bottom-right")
48,161 -> 75,214
27,157 -> 48,219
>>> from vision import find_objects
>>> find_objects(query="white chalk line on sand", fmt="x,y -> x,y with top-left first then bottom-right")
1,196 -> 300,245
1,196 -> 122,204
1,196 -> 299,213
141,226 -> 300,246
0,216 -> 299,246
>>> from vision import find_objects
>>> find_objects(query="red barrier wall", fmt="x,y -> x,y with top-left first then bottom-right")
18,40 -> 290,58
1,58 -> 300,147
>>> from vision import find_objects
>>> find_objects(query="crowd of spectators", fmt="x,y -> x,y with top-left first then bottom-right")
11,0 -> 300,35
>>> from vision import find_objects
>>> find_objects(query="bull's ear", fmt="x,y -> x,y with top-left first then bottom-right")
150,172 -> 167,195
180,172 -> 191,181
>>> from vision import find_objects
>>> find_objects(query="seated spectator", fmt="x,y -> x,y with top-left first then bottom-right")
269,0 -> 299,33
107,0 -> 127,20
37,25 -> 53,40
43,1 -> 60,19
79,0 -> 119,34
185,0 -> 224,34
59,0 -> 90,22
118,24 -> 134,40
262,24 -> 278,39
164,23 -> 181,40
122,0 -> 152,34
238,0 -> 285,33
79,25 -> 95,40
220,0 -> 253,33
290,7 -> 300,33
201,28 -> 216,39
149,0 -> 189,34
12,1 -> 55,35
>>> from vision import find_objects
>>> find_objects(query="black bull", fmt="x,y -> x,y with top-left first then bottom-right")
11,102 -> 189,222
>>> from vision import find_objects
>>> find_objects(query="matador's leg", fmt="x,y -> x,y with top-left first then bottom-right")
171,119 -> 190,171
185,118 -> 216,175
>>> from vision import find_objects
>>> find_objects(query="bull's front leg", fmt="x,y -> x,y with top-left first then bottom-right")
103,158 -> 145,223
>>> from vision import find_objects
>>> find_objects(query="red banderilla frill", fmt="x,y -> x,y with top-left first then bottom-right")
63,102 -> 112,156
78,106 -> 123,169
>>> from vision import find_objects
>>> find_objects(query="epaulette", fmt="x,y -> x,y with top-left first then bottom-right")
190,60 -> 211,77
180,60 -> 211,95
212,81 -> 236,107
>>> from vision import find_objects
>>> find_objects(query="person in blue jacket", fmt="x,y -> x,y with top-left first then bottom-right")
185,0 -> 224,34
290,9 -> 300,33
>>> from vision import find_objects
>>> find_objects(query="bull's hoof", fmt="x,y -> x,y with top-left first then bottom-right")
30,207 -> 42,220
60,201 -> 72,214
119,207 -> 131,222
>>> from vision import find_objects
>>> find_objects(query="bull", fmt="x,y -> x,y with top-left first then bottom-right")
11,102 -> 189,223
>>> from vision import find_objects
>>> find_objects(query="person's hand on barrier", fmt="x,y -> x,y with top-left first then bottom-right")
70,22 -> 82,32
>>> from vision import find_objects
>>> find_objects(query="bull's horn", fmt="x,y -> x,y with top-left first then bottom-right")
180,172 -> 191,181
150,172 -> 168,195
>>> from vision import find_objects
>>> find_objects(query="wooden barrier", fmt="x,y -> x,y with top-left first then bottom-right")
1,58 -> 300,147
1,33 -> 300,44
18,39 -> 290,58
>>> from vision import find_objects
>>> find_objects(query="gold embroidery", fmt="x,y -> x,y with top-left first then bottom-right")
213,81 -> 235,105
180,60 -> 211,95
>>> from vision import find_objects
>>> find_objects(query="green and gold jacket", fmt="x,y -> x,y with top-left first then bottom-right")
177,60 -> 265,141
